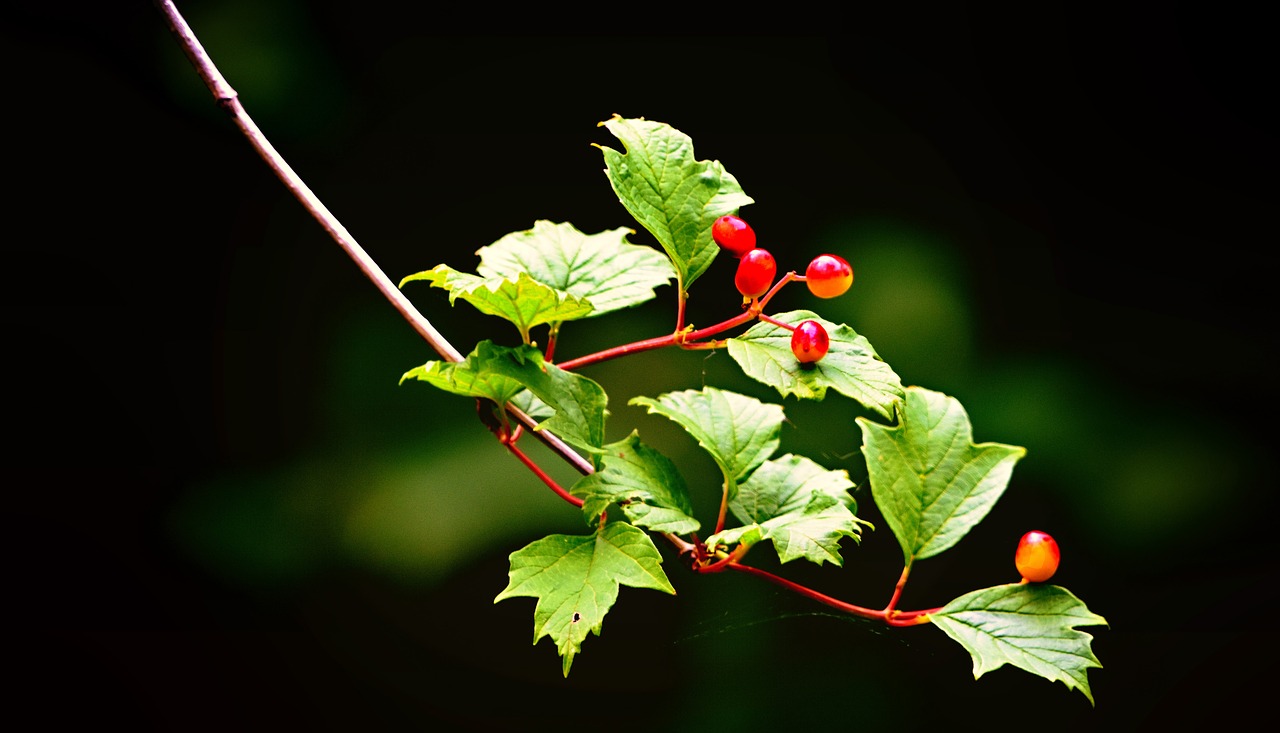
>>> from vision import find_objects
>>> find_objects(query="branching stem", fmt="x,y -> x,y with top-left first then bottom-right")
501,434 -> 583,508
727,562 -> 937,626
158,0 -> 937,638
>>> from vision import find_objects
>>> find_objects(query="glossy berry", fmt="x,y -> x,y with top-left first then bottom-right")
790,319 -> 830,364
734,248 -> 777,299
712,214 -> 756,257
805,254 -> 854,299
1015,530 -> 1060,583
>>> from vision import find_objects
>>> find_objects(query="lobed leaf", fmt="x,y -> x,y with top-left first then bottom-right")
931,583 -> 1108,705
857,387 -> 1025,564
571,432 -> 700,535
400,266 -> 593,342
629,387 -> 783,492
494,522 -> 676,676
476,220 -> 676,317
707,453 -> 870,566
727,310 -> 904,418
597,115 -> 754,290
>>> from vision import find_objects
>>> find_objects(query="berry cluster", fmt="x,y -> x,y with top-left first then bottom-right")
712,214 -> 854,367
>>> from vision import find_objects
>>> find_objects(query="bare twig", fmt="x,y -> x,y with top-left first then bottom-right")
153,0 -> 592,475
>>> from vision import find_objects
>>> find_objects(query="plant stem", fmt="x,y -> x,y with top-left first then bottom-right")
726,562 -> 937,626
153,0 -> 595,477
883,564 -> 911,615
502,436 -> 583,508
556,307 -> 758,371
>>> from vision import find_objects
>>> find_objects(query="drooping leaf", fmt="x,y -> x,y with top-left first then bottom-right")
857,386 -> 1025,564
571,432 -> 700,534
706,453 -> 870,566
475,220 -> 676,316
400,266 -> 593,342
629,387 -> 783,491
597,115 -> 754,290
472,342 -> 609,454
727,310 -> 904,418
494,522 -> 676,676
508,388 -> 555,421
930,583 -> 1108,705
400,344 -> 560,435
398,354 -> 524,407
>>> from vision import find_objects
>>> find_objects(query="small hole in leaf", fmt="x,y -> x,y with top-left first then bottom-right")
572,612 -> 581,623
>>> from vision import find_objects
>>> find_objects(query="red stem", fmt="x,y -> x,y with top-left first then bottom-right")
725,562 -> 938,626
502,436 -> 583,508
883,564 -> 911,614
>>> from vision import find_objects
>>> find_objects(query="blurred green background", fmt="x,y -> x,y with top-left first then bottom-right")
7,3 -> 1274,730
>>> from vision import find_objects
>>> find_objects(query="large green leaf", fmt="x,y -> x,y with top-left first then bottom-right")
629,387 -> 783,491
597,115 -> 754,289
727,310 -> 904,418
857,387 -> 1025,564
571,433 -> 700,534
707,453 -> 870,566
475,220 -> 676,316
494,522 -> 676,676
931,583 -> 1108,705
400,266 -> 593,343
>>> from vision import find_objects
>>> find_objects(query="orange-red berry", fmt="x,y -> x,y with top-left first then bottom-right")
1015,530 -> 1060,583
735,248 -> 776,299
712,215 -> 756,257
805,254 -> 853,299
790,319 -> 830,364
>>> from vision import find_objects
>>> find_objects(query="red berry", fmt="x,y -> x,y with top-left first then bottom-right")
734,248 -> 776,299
1015,530 -> 1060,583
790,319 -> 830,364
805,254 -> 854,299
712,214 -> 756,257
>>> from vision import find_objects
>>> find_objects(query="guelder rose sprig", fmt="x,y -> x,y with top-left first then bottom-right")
155,9 -> 1107,698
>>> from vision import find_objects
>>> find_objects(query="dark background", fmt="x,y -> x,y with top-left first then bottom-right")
7,3 -> 1275,730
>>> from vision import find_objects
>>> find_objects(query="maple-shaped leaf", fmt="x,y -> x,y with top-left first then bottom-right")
930,583 -> 1108,705
857,386 -> 1025,564
629,387 -> 783,492
597,115 -> 754,290
706,453 -> 870,565
400,266 -> 593,343
571,432 -> 700,535
494,522 -> 676,677
475,220 -> 676,317
727,310 -> 904,418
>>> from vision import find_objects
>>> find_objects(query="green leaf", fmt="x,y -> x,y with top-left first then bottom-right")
400,266 -> 593,342
494,522 -> 676,676
930,583 -> 1108,705
475,220 -> 676,317
398,355 -> 524,407
629,387 -> 783,491
597,115 -> 754,289
571,433 -> 700,535
857,387 -> 1026,564
471,342 -> 609,454
707,453 -> 870,566
727,310 -> 905,418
